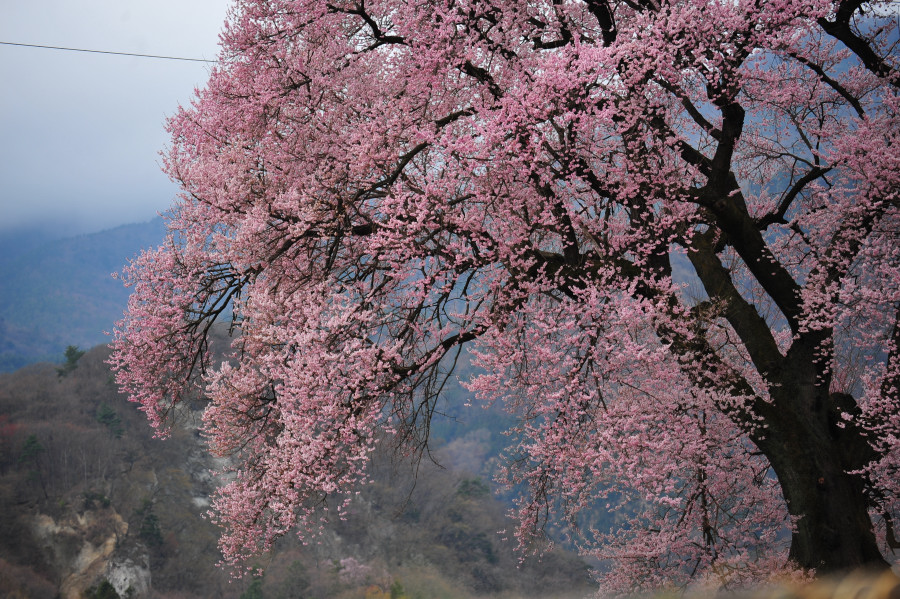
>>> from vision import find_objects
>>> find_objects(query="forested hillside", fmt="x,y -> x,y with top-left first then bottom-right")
0,344 -> 592,598
0,218 -> 165,372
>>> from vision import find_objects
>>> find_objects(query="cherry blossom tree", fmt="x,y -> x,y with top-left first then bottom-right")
110,0 -> 900,590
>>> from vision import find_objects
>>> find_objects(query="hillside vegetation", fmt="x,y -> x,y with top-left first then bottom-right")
0,344 -> 592,598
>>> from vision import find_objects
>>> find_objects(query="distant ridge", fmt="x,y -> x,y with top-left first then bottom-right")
0,217 -> 166,372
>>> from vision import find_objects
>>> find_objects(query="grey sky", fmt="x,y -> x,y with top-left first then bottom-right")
0,0 -> 230,235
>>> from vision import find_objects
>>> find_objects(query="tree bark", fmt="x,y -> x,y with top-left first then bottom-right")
757,341 -> 888,573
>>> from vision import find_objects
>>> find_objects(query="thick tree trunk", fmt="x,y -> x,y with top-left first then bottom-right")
763,427 -> 886,572
758,348 -> 889,574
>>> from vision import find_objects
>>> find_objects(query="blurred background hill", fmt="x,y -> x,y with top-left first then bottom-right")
0,218 -> 165,372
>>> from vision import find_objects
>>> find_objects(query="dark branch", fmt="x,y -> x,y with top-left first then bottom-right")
584,0 -> 618,46
818,1 -> 900,89
789,52 -> 866,118
756,166 -> 832,229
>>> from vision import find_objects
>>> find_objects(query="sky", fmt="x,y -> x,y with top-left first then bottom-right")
0,0 -> 231,236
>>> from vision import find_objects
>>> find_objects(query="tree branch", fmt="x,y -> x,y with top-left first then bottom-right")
818,1 -> 900,89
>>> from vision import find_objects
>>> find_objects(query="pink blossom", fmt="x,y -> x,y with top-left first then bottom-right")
110,0 -> 899,588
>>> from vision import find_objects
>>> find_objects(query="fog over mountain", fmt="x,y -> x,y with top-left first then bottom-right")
0,218 -> 165,372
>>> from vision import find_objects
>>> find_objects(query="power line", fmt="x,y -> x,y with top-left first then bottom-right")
0,41 -> 217,63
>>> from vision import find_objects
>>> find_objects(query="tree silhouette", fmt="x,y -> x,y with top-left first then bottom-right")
18,434 -> 47,499
56,345 -> 85,378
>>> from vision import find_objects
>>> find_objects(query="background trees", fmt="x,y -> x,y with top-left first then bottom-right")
111,0 -> 899,590
0,345 -> 591,598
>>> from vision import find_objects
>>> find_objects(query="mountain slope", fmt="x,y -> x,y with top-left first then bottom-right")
0,218 -> 166,371
0,344 -> 592,598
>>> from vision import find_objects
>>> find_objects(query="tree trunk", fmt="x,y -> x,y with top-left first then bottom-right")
764,428 -> 887,572
758,347 -> 889,574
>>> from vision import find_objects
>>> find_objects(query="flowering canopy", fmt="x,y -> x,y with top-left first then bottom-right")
111,0 -> 900,591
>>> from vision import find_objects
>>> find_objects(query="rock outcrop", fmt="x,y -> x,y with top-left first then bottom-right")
31,508 -> 150,598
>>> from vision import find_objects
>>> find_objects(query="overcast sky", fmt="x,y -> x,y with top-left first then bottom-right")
0,0 -> 231,235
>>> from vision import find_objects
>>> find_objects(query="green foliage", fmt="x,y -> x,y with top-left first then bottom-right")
85,579 -> 121,599
96,404 -> 124,438
456,478 -> 490,499
390,579 -> 407,599
135,498 -> 163,547
56,345 -> 85,377
83,491 -> 111,510
240,578 -> 265,599
391,566 -> 473,599
438,523 -> 498,565
18,434 -> 44,465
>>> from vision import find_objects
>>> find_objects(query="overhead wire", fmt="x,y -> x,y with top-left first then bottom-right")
0,41 -> 217,63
